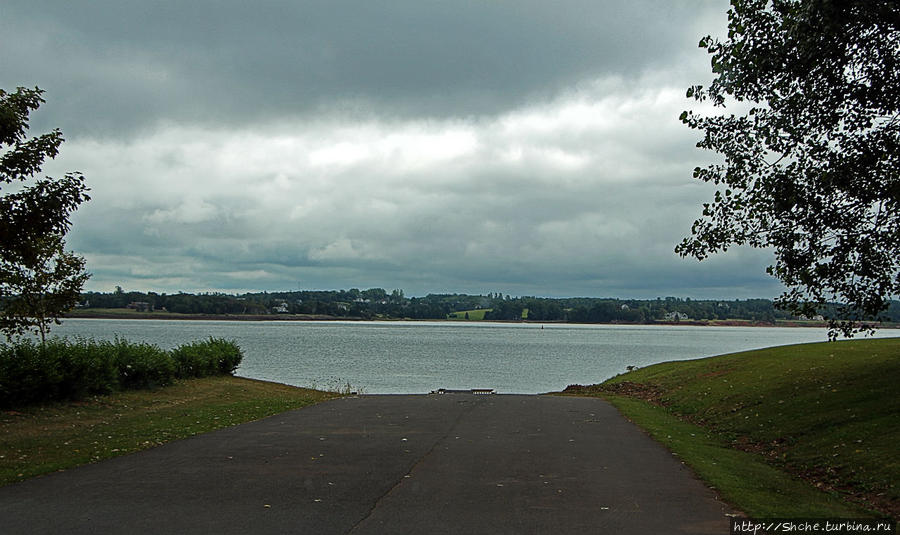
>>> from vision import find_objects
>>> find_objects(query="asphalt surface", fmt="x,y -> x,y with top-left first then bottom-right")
0,394 -> 732,534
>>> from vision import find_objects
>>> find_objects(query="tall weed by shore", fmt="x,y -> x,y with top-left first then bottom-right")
0,337 -> 243,408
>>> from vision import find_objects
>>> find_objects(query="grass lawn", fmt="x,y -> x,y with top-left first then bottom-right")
559,337 -> 899,520
447,309 -> 489,320
0,376 -> 340,487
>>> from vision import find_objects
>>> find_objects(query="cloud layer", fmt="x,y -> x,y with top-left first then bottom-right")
2,1 -> 782,297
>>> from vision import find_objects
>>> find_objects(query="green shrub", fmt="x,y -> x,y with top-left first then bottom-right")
171,340 -> 216,378
0,339 -> 64,407
0,336 -> 244,407
171,338 -> 243,378
0,338 -> 122,406
52,337 -> 118,399
113,338 -> 175,390
207,338 -> 243,375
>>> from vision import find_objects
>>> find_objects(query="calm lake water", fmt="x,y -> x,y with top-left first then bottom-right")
50,319 -> 898,394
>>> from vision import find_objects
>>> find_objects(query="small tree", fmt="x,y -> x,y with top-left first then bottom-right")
1,87 -> 90,341
678,1 -> 900,337
0,234 -> 89,343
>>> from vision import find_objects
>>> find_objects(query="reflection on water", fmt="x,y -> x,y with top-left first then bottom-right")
50,319 -> 897,394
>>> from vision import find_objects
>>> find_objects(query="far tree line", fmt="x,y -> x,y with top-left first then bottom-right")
75,288 -> 900,325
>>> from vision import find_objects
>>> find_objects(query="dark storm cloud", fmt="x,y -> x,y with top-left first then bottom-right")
2,0 -> 721,136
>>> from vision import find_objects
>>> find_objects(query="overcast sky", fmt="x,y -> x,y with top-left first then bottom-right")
1,0 -> 783,298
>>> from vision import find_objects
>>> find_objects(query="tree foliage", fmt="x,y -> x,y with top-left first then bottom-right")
677,0 -> 900,337
0,234 -> 89,343
0,87 -> 90,340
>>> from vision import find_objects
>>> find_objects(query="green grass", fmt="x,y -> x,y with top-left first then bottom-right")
604,395 -> 868,517
446,308 -> 530,320
560,338 -> 899,519
0,376 -> 341,487
447,309 -> 489,320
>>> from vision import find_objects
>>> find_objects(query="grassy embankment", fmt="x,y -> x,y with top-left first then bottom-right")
0,375 -> 340,487
560,338 -> 899,520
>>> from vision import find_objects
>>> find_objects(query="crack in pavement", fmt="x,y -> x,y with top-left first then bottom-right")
347,396 -> 483,534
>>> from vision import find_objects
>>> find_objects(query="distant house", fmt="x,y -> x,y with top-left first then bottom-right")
127,301 -> 153,312
272,302 -> 289,314
664,311 -> 690,321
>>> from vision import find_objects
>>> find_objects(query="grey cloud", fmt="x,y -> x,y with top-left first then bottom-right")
2,1 -> 727,137
58,76 -> 755,296
7,1 -> 779,300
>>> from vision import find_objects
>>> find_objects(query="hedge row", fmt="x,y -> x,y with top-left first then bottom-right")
0,337 -> 243,408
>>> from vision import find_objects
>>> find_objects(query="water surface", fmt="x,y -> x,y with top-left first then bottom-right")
51,319 -> 897,394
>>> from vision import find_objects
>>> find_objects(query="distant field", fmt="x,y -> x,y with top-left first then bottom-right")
447,309 -> 490,320
561,338 -> 900,519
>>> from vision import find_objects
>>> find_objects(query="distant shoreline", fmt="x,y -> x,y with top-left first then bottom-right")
64,310 -> 343,322
63,310 -> 898,329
